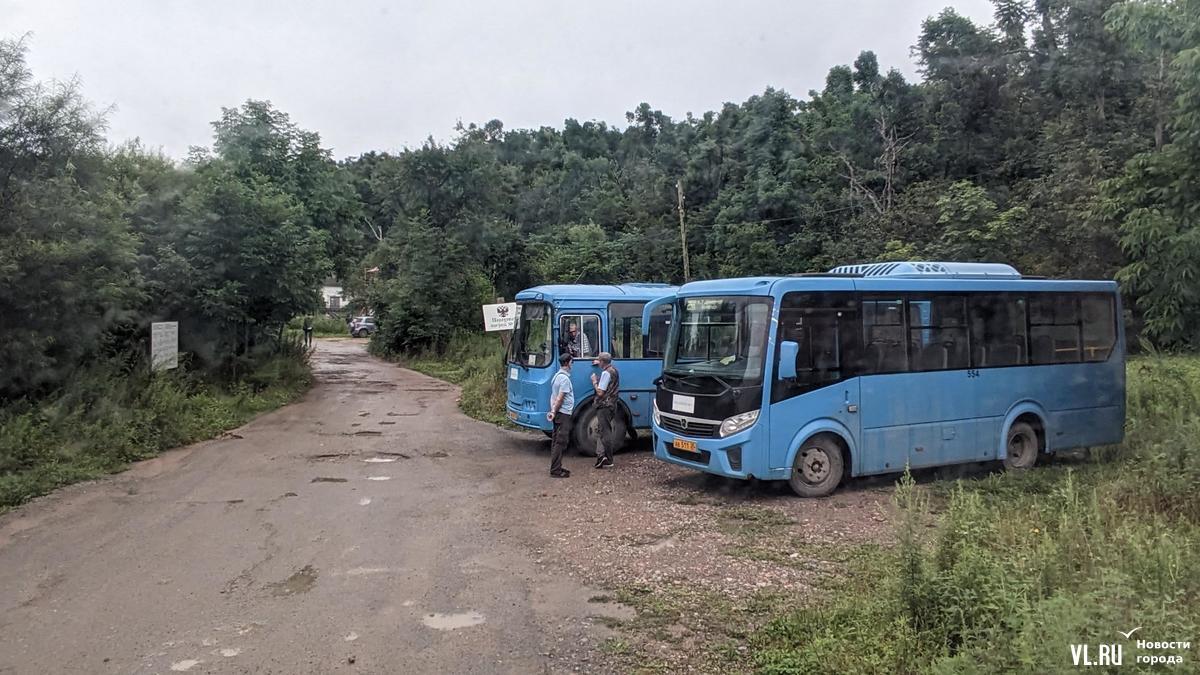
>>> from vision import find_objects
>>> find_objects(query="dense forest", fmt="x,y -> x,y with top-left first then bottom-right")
346,0 -> 1199,351
2,0 -> 1198,400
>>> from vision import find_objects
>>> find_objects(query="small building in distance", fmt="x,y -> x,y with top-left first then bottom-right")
320,278 -> 350,315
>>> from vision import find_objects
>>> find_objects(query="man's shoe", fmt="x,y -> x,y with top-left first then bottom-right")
594,455 -> 605,469
600,456 -> 614,468
550,469 -> 571,478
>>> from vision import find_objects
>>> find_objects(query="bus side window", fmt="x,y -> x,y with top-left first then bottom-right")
775,292 -> 857,400
646,306 -> 671,358
559,314 -> 601,359
907,296 -> 968,371
969,295 -> 1027,367
1081,294 -> 1116,361
1030,294 -> 1081,364
862,298 -> 907,373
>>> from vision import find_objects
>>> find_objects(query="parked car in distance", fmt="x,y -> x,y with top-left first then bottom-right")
350,316 -> 376,338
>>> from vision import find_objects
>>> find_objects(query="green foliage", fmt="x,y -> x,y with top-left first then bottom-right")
0,350 -> 311,509
359,217 -> 492,353
750,356 -> 1200,674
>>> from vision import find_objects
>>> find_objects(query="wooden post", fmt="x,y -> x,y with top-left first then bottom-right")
676,180 -> 690,283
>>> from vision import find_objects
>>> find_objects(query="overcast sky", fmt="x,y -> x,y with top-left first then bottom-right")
4,0 -> 996,160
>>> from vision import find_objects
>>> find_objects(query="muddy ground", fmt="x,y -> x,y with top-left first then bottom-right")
0,339 -> 897,674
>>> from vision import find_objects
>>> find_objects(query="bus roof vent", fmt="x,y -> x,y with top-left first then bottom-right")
827,261 -> 1022,279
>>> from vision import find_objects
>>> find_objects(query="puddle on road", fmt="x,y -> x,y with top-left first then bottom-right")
170,660 -> 200,672
366,476 -> 391,481
423,451 -> 449,459
309,453 -> 351,461
268,565 -> 319,596
219,648 -> 241,657
311,477 -> 348,483
352,430 -> 382,437
358,498 -> 372,506
362,457 -> 395,463
421,611 -> 486,630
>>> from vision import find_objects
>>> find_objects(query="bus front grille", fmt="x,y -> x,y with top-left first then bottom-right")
660,414 -> 719,438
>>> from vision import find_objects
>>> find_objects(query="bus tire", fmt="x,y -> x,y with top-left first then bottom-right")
788,435 -> 845,498
571,406 -> 601,457
1003,421 -> 1039,470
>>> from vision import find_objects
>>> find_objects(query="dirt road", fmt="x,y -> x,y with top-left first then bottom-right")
0,340 -> 629,674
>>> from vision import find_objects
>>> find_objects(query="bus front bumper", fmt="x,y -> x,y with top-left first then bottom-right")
651,423 -> 756,479
506,402 -> 553,432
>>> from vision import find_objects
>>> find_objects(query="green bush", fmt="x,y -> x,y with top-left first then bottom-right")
0,352 -> 311,510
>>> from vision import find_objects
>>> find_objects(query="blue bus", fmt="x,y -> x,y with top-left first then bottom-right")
643,262 -> 1125,497
506,283 -> 678,454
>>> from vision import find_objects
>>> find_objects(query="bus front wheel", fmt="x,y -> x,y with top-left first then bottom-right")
1003,421 -> 1039,470
788,436 -> 845,498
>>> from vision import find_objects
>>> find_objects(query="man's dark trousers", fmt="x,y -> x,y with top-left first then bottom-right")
550,412 -> 574,473
595,404 -> 623,462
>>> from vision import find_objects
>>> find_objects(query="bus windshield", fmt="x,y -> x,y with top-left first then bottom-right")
664,296 -> 773,386
510,302 -> 552,367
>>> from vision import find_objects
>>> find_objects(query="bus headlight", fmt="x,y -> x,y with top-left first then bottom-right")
652,400 -> 661,426
719,409 -> 759,437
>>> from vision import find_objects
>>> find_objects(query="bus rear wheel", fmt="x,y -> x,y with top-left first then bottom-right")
572,406 -> 601,457
788,435 -> 844,498
1004,421 -> 1039,470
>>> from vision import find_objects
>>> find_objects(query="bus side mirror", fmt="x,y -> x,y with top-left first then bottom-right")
778,341 -> 799,380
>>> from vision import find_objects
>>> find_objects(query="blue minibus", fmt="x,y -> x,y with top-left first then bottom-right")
506,283 -> 678,454
643,262 -> 1125,496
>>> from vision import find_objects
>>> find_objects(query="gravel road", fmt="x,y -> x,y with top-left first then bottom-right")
0,339 -> 895,674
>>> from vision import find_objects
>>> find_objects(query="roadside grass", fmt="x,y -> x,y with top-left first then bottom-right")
287,314 -> 349,337
383,331 -> 511,426
0,349 -> 311,511
750,355 -> 1200,674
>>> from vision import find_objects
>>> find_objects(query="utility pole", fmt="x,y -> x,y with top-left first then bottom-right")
676,179 -> 690,283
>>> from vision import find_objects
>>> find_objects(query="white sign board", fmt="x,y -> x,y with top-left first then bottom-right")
151,321 -> 179,371
482,303 -> 518,332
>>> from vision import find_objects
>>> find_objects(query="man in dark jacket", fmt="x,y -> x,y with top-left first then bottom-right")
589,352 -> 622,468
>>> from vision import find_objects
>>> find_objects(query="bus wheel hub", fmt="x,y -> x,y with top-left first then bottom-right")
801,449 -> 829,482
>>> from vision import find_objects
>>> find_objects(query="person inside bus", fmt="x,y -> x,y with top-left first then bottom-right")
560,320 -> 592,358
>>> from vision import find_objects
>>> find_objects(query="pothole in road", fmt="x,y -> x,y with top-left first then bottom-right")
351,430 -> 382,437
268,565 -> 318,596
421,611 -> 486,630
311,477 -> 348,483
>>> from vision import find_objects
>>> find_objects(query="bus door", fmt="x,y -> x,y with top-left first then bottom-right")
771,292 -> 862,473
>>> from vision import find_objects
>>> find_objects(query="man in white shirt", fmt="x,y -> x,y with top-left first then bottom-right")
546,353 -> 575,478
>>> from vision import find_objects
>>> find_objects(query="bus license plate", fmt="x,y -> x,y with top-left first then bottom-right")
507,410 -> 518,421
672,438 -> 698,453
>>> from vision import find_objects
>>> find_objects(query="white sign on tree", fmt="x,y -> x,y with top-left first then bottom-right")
481,302 -> 518,332
151,321 -> 179,371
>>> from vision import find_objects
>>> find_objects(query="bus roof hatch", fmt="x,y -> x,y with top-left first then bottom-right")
827,261 -> 1022,279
